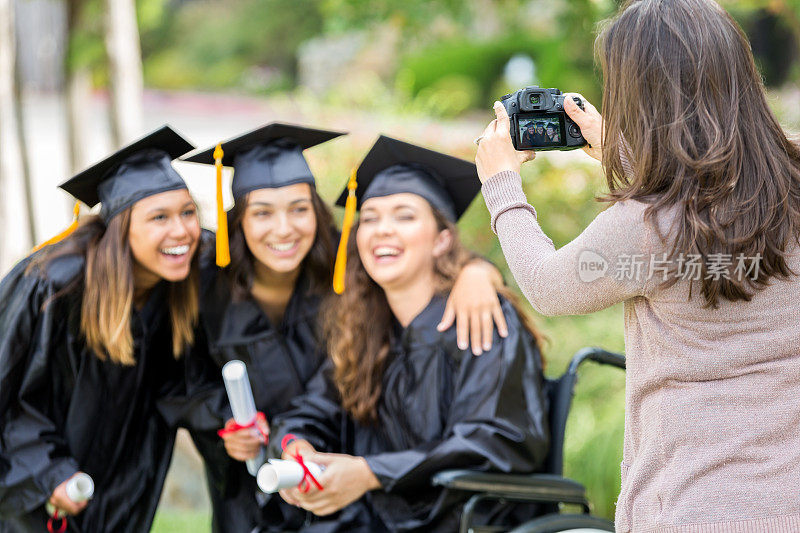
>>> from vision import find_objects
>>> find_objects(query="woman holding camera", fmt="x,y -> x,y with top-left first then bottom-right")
476,0 -> 800,531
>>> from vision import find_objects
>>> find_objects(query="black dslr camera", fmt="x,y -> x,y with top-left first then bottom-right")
501,86 -> 587,151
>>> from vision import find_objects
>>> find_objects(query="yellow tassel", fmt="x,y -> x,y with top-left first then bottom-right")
32,202 -> 81,252
214,143 -> 231,268
333,167 -> 358,294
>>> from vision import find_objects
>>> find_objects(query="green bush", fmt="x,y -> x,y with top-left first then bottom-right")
398,34 -> 602,110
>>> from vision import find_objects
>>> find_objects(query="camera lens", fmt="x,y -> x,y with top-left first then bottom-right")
529,94 -> 541,105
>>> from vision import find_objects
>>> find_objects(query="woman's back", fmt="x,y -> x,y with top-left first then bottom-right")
476,0 -> 800,529
616,201 -> 800,531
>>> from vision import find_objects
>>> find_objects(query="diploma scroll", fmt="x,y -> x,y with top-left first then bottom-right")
45,473 -> 94,515
222,360 -> 266,476
257,459 -> 324,493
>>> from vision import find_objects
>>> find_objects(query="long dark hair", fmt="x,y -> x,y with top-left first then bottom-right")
598,0 -> 800,307
29,213 -> 199,365
323,208 -> 544,425
224,188 -> 336,301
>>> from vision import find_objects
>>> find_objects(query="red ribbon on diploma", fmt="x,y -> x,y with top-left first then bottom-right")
47,509 -> 67,533
281,434 -> 324,493
217,411 -> 269,444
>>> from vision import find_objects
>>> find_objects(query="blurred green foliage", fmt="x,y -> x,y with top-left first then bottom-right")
397,34 -> 598,113
141,0 -> 323,91
395,0 -> 613,112
67,0 -> 799,115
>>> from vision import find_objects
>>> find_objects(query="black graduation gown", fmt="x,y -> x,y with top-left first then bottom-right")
270,294 -> 550,533
187,261 -> 328,533
0,253 -> 211,533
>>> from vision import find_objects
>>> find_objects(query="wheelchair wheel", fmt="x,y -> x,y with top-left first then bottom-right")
508,513 -> 614,533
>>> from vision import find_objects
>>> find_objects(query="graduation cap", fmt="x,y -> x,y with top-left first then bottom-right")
331,135 -> 480,294
34,126 -> 195,252
181,122 -> 345,267
183,122 -> 345,198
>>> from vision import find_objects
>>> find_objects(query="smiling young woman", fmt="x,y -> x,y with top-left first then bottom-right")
0,127 -> 221,533
72,189 -> 201,366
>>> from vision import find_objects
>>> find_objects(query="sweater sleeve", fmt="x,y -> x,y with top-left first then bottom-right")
481,170 -> 654,316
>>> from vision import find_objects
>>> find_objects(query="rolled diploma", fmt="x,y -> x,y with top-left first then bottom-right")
222,360 -> 265,476
257,458 -> 324,493
45,473 -> 94,515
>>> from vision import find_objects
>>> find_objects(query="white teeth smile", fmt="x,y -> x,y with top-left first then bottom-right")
161,245 -> 190,256
374,246 -> 400,257
269,241 -> 297,252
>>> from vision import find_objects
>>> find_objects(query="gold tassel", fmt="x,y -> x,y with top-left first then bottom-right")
32,202 -> 81,252
333,167 -> 358,294
214,143 -> 230,268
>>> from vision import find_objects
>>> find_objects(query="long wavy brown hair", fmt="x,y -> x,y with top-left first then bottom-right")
323,207 -> 543,425
30,212 -> 199,365
224,188 -> 336,301
598,0 -> 800,307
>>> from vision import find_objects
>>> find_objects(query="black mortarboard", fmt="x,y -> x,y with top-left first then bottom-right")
334,135 -> 480,222
59,125 -> 195,222
331,136 -> 479,294
182,122 -> 345,199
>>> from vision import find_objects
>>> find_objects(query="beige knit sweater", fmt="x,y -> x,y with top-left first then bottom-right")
482,170 -> 800,533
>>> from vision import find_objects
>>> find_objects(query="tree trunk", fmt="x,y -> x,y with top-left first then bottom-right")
65,0 -> 92,172
14,55 -> 37,244
104,0 -> 143,147
66,68 -> 93,171
0,0 -> 34,267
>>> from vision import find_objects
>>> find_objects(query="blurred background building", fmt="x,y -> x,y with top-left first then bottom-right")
1,0 -> 797,530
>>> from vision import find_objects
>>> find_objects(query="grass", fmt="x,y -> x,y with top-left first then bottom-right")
151,510 -> 211,532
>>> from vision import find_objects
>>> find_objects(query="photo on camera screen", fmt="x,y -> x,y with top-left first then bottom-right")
519,114 -> 564,148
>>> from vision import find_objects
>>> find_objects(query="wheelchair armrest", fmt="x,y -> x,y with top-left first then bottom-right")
569,347 -> 625,373
431,470 -> 588,505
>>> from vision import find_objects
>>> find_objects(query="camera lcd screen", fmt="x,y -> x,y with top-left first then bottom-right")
518,114 -> 565,148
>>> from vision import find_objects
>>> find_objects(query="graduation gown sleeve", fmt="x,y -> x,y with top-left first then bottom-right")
156,323 -> 232,432
0,258 -> 81,515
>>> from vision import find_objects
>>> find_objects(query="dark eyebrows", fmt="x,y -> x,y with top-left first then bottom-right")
146,201 -> 195,216
248,198 -> 311,208
361,203 -> 418,215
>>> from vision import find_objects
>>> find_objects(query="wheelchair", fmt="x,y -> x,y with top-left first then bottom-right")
433,347 -> 626,533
